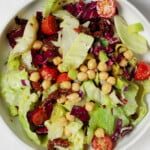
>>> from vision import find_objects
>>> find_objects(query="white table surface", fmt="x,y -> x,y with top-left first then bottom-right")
0,0 -> 150,150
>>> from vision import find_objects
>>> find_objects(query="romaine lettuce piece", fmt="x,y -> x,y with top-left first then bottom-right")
8,16 -> 39,61
132,80 -> 150,125
0,69 -> 29,108
123,83 -> 139,116
69,129 -> 84,150
50,104 -> 66,123
19,93 -> 42,145
52,10 -> 79,58
43,0 -> 80,18
114,15 -> 148,54
115,78 -> 128,90
45,104 -> 66,140
132,86 -> 147,125
81,80 -> 101,103
7,57 -> 20,70
21,51 -> 34,70
87,104 -> 129,143
45,120 -> 64,140
63,33 -> 94,71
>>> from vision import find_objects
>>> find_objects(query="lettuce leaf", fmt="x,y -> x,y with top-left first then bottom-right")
45,104 -> 66,140
123,83 -> 139,116
8,16 -> 39,61
18,92 -> 42,145
131,80 -> 150,125
87,104 -> 129,143
0,69 -> 29,109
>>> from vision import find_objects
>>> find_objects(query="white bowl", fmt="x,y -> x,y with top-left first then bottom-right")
0,0 -> 150,150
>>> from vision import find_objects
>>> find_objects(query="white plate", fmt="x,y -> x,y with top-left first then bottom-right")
0,0 -> 150,150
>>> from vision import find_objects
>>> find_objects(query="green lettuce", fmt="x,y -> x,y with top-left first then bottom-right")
123,83 -> 139,116
45,104 -> 66,140
8,16 -> 39,61
132,80 -> 150,125
0,69 -> 29,109
87,104 -> 129,143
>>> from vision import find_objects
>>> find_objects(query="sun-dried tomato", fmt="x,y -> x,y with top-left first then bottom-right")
48,141 -> 56,150
42,89 -> 72,106
31,81 -> 43,92
52,138 -> 70,148
74,25 -> 91,35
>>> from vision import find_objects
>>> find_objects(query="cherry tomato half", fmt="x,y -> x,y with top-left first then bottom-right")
92,135 -> 113,150
96,0 -> 116,18
31,108 -> 47,126
134,61 -> 150,81
56,73 -> 71,83
41,16 -> 57,35
40,66 -> 58,80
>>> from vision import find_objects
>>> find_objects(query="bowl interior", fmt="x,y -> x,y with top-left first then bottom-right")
0,0 -> 150,150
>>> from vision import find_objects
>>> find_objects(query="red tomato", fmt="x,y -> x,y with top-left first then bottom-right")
41,16 -> 57,35
56,73 -> 71,83
40,66 -> 58,80
92,135 -> 113,150
96,0 -> 116,18
134,61 -> 150,81
31,108 -> 47,126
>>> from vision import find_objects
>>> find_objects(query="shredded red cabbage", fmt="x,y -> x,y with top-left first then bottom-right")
120,126 -> 133,137
35,126 -> 48,134
21,79 -> 29,86
71,106 -> 90,123
31,49 -> 57,67
15,16 -> 27,25
7,26 -> 25,48
111,118 -> 122,143
64,1 -> 99,22
44,102 -> 53,119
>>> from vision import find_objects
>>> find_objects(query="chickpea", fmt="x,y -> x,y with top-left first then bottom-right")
87,59 -> 97,70
53,56 -> 62,66
97,62 -> 108,72
119,59 -> 128,67
32,40 -> 43,50
60,81 -> 71,89
85,102 -> 95,112
77,72 -> 88,81
41,45 -> 48,51
87,70 -> 96,79
119,68 -> 123,75
101,82 -> 112,95
42,80 -> 51,90
95,128 -> 105,138
99,72 -> 109,81
80,65 -> 88,72
59,117 -> 68,126
57,63 -> 63,72
107,66 -> 112,72
72,83 -> 80,92
107,76 -> 116,85
29,72 -> 40,82
67,93 -> 81,102
64,127 -> 72,137
58,48 -> 63,55
123,50 -> 133,60
66,112 -> 75,121
57,95 -> 66,104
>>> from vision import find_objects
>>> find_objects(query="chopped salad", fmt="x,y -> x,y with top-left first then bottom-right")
1,0 -> 150,150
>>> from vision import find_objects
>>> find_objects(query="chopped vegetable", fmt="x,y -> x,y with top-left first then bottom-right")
41,16 -> 57,35
134,62 -> 150,81
96,0 -> 116,18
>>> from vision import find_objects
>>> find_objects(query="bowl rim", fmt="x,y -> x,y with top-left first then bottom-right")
0,0 -> 150,150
